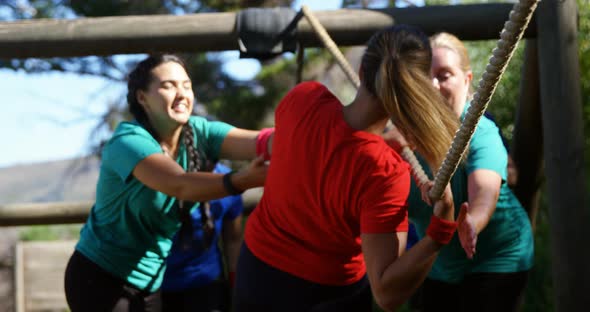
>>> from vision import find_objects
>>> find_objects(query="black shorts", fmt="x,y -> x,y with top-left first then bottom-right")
64,250 -> 162,312
233,243 -> 372,312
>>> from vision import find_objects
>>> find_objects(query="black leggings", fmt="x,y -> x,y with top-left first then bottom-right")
64,250 -> 162,312
161,280 -> 230,312
234,243 -> 372,312
413,271 -> 529,312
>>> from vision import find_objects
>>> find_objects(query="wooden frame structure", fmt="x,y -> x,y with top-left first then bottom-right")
0,2 -> 586,310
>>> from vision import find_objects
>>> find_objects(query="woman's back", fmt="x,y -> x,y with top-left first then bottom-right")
245,81 -> 411,286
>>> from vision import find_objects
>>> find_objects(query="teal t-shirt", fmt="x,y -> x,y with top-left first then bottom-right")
408,103 -> 534,284
76,116 -> 233,292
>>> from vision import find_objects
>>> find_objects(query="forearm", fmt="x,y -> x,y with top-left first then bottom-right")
138,170 -> 253,203
174,171 -> 259,202
468,198 -> 497,233
375,237 -> 441,310
368,185 -> 456,311
467,170 -> 501,233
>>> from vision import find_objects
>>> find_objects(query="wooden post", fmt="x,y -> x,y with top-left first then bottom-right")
0,4 -> 535,58
14,243 -> 24,312
511,39 -> 543,228
537,0 -> 590,310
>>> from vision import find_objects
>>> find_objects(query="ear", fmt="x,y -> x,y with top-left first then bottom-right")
136,90 -> 147,107
465,70 -> 473,85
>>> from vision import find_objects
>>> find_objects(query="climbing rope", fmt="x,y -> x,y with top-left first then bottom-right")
428,0 -> 539,199
301,5 -> 430,187
302,1 -> 539,200
301,5 -> 361,89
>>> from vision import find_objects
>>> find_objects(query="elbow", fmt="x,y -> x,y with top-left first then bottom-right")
373,288 -> 407,312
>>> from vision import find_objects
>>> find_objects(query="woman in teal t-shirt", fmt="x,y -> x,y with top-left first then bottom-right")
387,33 -> 533,312
64,54 -> 272,312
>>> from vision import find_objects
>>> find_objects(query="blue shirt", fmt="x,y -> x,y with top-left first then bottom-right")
76,116 -> 234,292
408,103 -> 534,283
161,163 -> 244,292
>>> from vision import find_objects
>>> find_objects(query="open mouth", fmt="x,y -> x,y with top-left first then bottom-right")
172,102 -> 189,113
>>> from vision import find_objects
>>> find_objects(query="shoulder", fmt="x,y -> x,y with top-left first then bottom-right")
469,115 -> 505,152
354,140 -> 410,181
187,115 -> 234,137
111,120 -> 152,139
101,121 -> 162,177
291,81 -> 329,96
465,115 -> 508,176
105,121 -> 159,151
278,81 -> 338,114
187,115 -> 210,129
474,115 -> 500,138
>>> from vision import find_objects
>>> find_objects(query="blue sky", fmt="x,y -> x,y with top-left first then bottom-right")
0,0 -> 346,168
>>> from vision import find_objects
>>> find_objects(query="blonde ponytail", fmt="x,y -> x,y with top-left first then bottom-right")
362,25 -> 459,170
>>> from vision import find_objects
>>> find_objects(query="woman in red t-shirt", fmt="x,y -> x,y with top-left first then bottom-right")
234,25 -> 460,312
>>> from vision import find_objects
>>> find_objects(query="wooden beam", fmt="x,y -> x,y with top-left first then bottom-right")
0,4 -> 536,59
511,39 -> 543,229
0,201 -> 92,226
0,188 -> 263,226
537,0 -> 590,310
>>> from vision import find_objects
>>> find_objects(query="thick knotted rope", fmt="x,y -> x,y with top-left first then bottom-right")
428,0 -> 540,200
301,5 -> 361,89
302,1 -> 539,200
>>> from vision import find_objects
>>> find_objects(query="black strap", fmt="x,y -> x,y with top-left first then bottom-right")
222,171 -> 244,195
236,8 -> 304,60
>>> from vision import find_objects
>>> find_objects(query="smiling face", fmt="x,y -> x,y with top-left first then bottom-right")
430,46 -> 473,119
137,61 -> 194,130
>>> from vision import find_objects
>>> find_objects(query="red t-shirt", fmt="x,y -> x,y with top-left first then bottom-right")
245,82 -> 410,286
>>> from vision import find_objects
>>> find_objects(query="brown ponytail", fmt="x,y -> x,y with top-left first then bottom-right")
361,25 -> 458,170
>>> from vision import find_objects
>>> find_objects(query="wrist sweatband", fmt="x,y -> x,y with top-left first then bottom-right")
256,127 -> 274,161
229,271 -> 236,288
223,171 -> 244,195
426,215 -> 458,245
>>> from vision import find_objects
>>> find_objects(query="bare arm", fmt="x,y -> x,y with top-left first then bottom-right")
362,232 -> 441,311
222,216 -> 243,274
219,128 -> 274,160
363,185 -> 455,312
132,153 -> 267,202
456,169 -> 501,258
466,169 -> 501,233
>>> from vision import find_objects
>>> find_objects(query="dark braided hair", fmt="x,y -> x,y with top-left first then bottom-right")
180,123 -> 216,249
127,54 -> 215,249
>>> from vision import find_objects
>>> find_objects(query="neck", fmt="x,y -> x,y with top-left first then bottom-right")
155,123 -> 184,158
343,87 -> 389,135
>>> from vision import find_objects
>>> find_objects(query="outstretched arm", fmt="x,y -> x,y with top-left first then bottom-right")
363,184 -> 456,312
133,154 -> 267,202
219,128 -> 274,160
457,169 -> 501,258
